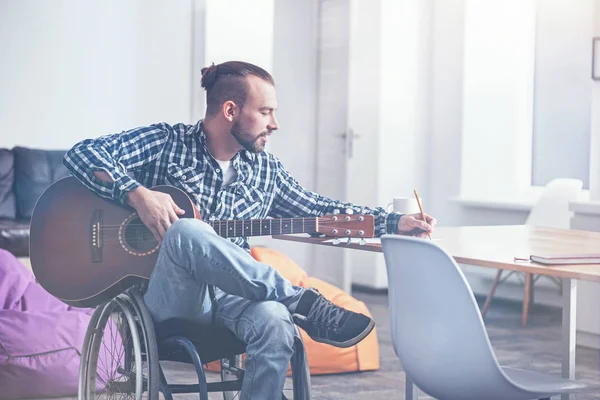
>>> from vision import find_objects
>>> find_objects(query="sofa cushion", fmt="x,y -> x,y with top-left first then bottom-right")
0,219 -> 30,257
13,147 -> 70,220
0,149 -> 16,220
0,249 -> 31,310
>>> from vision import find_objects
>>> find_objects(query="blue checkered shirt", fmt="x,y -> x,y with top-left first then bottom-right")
63,121 -> 402,251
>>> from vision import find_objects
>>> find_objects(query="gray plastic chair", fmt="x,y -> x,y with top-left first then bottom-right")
380,234 -> 599,400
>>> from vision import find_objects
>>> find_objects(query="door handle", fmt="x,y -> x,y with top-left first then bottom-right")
336,129 -> 361,158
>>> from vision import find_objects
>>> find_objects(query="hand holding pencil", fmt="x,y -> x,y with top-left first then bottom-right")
414,189 -> 432,240
394,190 -> 437,239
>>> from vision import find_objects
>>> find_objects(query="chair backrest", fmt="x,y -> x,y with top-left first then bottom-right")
526,178 -> 583,229
380,235 -> 533,400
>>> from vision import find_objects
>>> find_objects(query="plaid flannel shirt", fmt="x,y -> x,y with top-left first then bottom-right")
63,120 -> 402,251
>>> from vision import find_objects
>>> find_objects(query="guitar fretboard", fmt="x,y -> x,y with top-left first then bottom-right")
208,217 -> 317,238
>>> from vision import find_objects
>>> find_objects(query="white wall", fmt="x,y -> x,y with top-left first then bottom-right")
205,0 -> 274,71
0,0 -> 194,149
428,0 -> 466,228
378,0 -> 432,206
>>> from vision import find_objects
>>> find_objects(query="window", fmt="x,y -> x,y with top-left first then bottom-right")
531,0 -> 593,189
461,0 -> 593,199
461,0 -> 536,198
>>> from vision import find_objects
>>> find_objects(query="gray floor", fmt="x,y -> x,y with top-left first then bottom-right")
307,291 -> 600,400
35,291 -> 600,399
163,290 -> 600,399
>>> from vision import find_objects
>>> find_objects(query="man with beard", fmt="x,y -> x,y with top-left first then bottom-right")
63,61 -> 436,399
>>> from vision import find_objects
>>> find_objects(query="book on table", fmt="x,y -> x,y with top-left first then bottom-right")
530,254 -> 600,265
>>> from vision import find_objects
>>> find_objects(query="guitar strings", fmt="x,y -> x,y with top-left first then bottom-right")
69,220 -> 354,229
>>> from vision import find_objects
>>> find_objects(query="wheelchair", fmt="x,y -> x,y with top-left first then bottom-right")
78,283 -> 311,399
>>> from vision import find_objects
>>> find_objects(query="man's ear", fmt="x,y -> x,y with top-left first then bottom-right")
222,101 -> 237,122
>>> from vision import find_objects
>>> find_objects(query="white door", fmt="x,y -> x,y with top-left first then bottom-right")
313,0 -> 381,292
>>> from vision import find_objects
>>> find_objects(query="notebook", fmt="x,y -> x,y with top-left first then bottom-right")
530,254 -> 600,265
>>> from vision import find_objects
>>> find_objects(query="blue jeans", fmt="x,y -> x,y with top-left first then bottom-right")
144,219 -> 304,399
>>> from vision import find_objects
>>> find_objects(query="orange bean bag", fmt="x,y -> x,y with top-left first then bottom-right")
206,246 -> 379,375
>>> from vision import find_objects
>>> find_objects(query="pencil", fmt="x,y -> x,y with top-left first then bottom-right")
413,189 -> 432,240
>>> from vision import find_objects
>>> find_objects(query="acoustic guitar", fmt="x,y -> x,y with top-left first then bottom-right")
29,177 -> 375,307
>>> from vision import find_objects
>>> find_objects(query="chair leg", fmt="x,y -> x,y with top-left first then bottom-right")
163,336 -> 209,400
481,269 -> 503,317
290,325 -> 312,400
159,363 -> 174,400
529,274 -> 535,308
522,273 -> 532,326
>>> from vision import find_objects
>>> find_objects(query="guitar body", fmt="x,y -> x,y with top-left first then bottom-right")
30,177 -> 374,308
30,177 -> 198,308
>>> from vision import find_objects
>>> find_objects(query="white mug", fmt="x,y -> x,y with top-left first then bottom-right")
386,197 -> 421,214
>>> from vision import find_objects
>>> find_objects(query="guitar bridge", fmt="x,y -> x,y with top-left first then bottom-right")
91,210 -> 103,263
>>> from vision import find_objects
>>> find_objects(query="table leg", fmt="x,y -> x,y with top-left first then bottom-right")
405,375 -> 419,400
342,249 -> 352,294
561,278 -> 577,400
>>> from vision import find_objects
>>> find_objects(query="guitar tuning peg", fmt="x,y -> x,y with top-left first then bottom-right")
359,239 -> 366,246
332,238 -> 341,245
332,209 -> 340,215
346,237 -> 352,245
345,208 -> 354,215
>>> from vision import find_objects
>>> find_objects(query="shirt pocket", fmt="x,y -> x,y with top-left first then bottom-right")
166,163 -> 204,194
232,184 -> 264,220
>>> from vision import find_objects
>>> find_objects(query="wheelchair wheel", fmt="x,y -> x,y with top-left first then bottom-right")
79,290 -> 159,399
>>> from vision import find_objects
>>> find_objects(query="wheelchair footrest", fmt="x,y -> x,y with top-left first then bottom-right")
165,379 -> 243,394
207,380 -> 243,393
221,363 -> 245,380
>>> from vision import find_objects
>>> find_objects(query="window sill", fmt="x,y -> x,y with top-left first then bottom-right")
569,200 -> 600,216
448,196 -> 536,212
451,187 -> 591,213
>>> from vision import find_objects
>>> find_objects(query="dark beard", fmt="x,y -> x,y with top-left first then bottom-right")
230,120 -> 266,153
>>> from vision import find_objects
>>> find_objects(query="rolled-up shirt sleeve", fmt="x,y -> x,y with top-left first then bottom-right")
63,123 -> 170,204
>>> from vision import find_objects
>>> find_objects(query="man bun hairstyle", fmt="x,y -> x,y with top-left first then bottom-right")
200,61 -> 274,116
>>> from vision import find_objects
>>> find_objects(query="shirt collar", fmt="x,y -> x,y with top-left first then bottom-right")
240,149 -> 256,162
193,120 -> 207,145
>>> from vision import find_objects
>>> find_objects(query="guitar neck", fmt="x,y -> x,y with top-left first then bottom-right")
208,217 -> 317,238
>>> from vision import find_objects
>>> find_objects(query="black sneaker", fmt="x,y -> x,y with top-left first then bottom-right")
292,288 -> 375,348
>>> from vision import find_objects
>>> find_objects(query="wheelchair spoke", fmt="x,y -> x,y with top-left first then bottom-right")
82,295 -> 156,400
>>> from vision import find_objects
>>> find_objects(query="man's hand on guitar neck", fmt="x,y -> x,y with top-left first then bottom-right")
93,171 -> 185,242
127,187 -> 186,243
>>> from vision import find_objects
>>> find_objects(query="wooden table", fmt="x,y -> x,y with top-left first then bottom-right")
273,225 -> 600,400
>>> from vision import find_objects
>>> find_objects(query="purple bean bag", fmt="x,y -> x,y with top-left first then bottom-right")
0,249 -> 120,398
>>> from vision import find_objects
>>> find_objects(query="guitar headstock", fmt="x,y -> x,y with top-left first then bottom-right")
315,214 -> 374,238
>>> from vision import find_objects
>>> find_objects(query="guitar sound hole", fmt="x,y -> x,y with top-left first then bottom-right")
124,217 -> 158,252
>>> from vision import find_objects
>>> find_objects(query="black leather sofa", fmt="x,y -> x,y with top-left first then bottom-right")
0,147 -> 70,257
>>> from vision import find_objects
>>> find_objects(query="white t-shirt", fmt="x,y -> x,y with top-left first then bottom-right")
216,159 -> 237,186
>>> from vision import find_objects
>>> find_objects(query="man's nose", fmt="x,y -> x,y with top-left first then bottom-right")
268,115 -> 279,132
